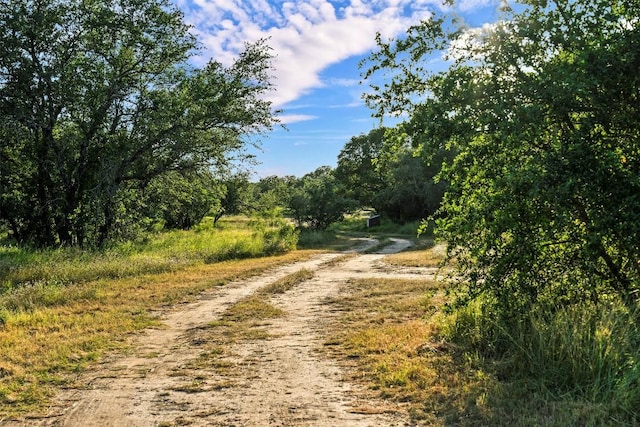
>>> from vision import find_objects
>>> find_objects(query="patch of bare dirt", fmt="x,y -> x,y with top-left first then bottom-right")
7,238 -> 434,426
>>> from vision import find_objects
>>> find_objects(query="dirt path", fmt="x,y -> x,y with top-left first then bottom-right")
9,238 -> 437,426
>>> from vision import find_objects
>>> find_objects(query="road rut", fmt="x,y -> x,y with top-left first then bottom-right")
8,238 -> 437,426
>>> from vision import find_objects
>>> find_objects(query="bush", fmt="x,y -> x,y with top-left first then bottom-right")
260,223 -> 298,255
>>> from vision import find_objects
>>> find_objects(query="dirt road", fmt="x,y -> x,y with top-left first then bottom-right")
9,238 -> 437,426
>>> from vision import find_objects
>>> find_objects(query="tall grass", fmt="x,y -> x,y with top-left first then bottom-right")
0,216 -> 298,296
519,304 -> 640,416
439,298 -> 640,424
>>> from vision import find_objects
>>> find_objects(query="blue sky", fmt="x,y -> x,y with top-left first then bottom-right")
172,0 -> 504,178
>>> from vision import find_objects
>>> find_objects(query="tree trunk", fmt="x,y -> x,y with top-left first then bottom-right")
34,128 -> 56,246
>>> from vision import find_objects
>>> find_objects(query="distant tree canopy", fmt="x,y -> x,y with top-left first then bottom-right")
145,170 -> 225,231
288,166 -> 355,229
363,0 -> 640,317
334,128 -> 386,210
250,175 -> 298,215
335,128 -> 446,223
0,0 -> 278,247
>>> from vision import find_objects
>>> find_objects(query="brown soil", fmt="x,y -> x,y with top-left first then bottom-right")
8,238 -> 438,426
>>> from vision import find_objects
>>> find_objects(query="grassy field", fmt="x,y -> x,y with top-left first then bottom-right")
0,216 -> 314,417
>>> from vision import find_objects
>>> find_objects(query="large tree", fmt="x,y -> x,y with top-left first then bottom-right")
334,128 -> 386,210
0,0 -> 278,247
363,0 -> 640,316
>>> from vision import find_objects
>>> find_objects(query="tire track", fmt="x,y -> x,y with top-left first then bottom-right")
8,238 -> 431,426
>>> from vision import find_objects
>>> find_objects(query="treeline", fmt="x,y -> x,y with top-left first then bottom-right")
227,128 -> 446,230
171,136 -> 445,232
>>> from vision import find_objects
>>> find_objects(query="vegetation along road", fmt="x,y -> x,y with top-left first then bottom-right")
5,238 -> 439,426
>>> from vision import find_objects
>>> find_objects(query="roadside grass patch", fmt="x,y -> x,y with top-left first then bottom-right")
439,298 -> 640,425
324,276 -> 494,425
324,248 -> 637,425
258,269 -> 315,295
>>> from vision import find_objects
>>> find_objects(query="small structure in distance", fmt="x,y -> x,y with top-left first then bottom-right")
367,214 -> 381,228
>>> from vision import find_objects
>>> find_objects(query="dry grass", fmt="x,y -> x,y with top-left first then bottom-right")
0,250 -> 319,417
324,276 -> 498,426
222,295 -> 285,322
382,240 -> 447,268
258,269 -> 315,295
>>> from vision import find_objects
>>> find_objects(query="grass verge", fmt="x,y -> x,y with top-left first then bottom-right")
0,216 -> 298,293
323,243 -> 634,425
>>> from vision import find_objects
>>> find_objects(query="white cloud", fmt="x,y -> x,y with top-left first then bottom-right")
175,0 -> 495,108
324,77 -> 359,87
329,101 -> 362,108
445,22 -> 496,63
279,114 -> 318,124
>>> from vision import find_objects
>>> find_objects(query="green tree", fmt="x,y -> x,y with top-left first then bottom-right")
145,170 -> 224,230
289,166 -> 355,229
216,172 -> 253,223
363,0 -> 640,316
335,127 -> 446,222
373,147 -> 446,223
334,128 -> 386,210
0,0 -> 278,247
251,175 -> 298,215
